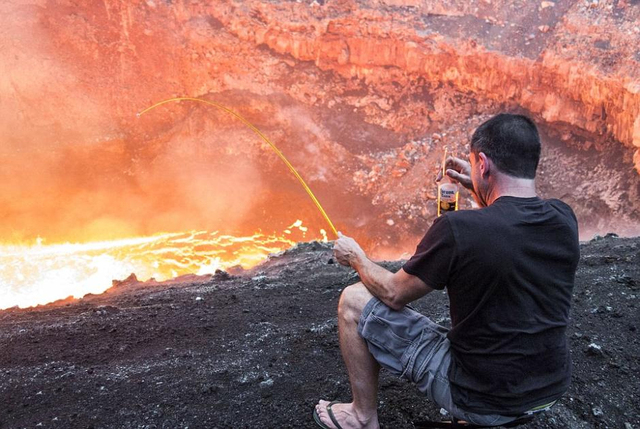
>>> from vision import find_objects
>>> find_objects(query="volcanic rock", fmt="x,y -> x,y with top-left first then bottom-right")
586,342 -> 604,356
0,235 -> 638,428
213,269 -> 233,281
111,273 -> 139,288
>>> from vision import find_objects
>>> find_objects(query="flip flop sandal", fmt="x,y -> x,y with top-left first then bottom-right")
313,401 -> 344,429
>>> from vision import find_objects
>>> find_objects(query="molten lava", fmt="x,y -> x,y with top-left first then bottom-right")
0,220 -> 324,310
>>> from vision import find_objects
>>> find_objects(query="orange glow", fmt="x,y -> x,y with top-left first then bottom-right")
0,220 -> 324,310
138,97 -> 338,237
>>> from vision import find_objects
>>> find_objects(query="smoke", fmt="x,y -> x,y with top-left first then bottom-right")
0,2 -> 274,245
0,117 -> 266,244
0,3 -> 112,243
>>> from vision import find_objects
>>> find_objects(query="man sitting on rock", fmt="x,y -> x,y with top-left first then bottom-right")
313,114 -> 580,429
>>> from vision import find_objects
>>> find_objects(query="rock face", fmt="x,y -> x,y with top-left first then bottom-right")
217,0 -> 640,158
1,0 -> 639,252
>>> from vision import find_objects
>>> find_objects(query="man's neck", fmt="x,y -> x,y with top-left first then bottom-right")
485,175 -> 537,206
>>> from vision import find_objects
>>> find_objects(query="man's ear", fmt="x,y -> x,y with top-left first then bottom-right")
478,152 -> 491,178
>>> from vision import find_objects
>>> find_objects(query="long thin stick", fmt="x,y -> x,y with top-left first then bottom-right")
441,146 -> 448,177
137,97 -> 339,237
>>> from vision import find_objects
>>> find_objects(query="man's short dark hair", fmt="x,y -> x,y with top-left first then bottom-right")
470,114 -> 541,179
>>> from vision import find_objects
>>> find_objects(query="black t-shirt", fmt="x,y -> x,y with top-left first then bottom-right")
403,196 -> 579,416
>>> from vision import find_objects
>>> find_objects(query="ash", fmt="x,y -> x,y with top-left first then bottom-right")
1,236 -> 638,428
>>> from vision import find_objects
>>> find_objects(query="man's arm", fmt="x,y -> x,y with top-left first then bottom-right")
334,233 -> 433,310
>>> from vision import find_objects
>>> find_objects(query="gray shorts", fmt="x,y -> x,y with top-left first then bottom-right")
357,297 -> 516,426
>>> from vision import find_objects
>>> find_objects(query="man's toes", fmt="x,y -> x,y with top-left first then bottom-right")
316,399 -> 330,415
315,400 -> 336,428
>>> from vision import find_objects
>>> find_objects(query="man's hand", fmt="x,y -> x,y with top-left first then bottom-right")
333,232 -> 367,268
437,156 -> 474,191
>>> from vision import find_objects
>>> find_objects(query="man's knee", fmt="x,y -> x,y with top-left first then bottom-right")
338,282 -> 374,322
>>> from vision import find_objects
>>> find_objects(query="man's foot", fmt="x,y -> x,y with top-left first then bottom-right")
314,400 -> 379,429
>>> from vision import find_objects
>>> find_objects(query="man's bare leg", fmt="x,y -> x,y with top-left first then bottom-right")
315,282 -> 380,429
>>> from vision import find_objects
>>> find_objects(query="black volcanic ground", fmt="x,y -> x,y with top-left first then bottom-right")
0,236 -> 639,428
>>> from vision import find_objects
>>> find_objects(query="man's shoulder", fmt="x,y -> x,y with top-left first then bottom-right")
442,204 -> 494,224
443,197 -> 578,231
546,198 -> 576,214
438,206 -> 495,242
542,198 -> 579,228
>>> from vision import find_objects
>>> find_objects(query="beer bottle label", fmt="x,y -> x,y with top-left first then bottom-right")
437,183 -> 459,216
